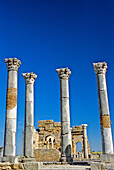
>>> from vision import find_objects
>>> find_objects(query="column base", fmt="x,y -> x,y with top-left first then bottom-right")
20,157 -> 36,163
84,155 -> 88,159
60,156 -> 73,162
0,156 -> 19,163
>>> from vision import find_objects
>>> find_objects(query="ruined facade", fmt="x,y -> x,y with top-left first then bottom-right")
32,120 -> 90,161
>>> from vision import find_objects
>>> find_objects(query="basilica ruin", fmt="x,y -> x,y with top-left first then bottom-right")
31,120 -> 90,161
0,57 -> 114,170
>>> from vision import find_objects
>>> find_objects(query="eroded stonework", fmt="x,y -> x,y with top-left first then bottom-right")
31,120 -> 90,161
6,88 -> 17,110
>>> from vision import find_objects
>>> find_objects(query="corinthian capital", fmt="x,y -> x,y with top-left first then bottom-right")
93,62 -> 107,74
56,67 -> 71,79
5,58 -> 21,71
82,124 -> 88,129
22,72 -> 37,84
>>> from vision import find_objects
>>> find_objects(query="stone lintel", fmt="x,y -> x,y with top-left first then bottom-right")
22,72 -> 37,84
93,62 -> 107,74
56,67 -> 71,79
5,58 -> 21,71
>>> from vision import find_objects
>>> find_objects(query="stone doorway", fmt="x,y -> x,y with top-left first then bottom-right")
76,142 -> 83,158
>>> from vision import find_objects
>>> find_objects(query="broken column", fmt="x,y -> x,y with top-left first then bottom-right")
56,67 -> 73,162
22,72 -> 37,157
4,58 -> 21,156
82,124 -> 88,158
93,62 -> 113,154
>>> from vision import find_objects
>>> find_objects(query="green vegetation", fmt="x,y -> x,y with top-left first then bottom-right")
91,151 -> 102,154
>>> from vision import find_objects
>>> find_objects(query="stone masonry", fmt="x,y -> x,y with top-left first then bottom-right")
31,120 -> 90,161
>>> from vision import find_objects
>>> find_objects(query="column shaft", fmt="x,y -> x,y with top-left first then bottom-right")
93,62 -> 113,154
56,67 -> 73,162
23,72 -> 37,157
97,73 -> 113,154
4,58 -> 21,156
24,83 -> 34,157
82,125 -> 88,159
60,79 -> 71,158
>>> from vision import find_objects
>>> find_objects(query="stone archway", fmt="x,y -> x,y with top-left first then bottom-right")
72,137 -> 83,158
45,135 -> 55,149
71,125 -> 90,159
76,142 -> 83,152
76,142 -> 83,158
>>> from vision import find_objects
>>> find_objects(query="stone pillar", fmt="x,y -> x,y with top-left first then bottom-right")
22,72 -> 37,157
93,62 -> 113,154
4,58 -> 21,156
0,147 -> 3,157
82,124 -> 88,158
56,67 -> 73,162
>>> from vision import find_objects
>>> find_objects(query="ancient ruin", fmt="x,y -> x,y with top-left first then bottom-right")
32,120 -> 90,161
0,58 -> 113,170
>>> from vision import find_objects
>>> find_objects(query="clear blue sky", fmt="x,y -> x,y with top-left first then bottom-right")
0,0 -> 114,155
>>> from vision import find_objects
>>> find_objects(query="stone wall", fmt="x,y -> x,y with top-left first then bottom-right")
34,149 -> 60,161
0,162 -> 43,170
0,163 -> 24,170
35,120 -> 61,151
24,120 -> 91,160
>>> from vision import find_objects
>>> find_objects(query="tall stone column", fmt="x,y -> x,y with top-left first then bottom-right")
4,58 -> 21,156
22,72 -> 37,157
56,67 -> 73,162
93,62 -> 113,154
82,124 -> 88,158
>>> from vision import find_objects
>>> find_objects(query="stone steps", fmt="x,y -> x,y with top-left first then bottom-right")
41,165 -> 91,170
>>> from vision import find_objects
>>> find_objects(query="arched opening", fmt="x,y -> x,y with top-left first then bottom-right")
76,142 -> 83,158
45,135 -> 55,149
76,142 -> 82,152
49,143 -> 52,149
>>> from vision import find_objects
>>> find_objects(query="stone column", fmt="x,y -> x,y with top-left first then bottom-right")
93,62 -> 113,154
82,124 -> 88,158
4,58 -> 21,156
56,67 -> 73,162
22,72 -> 37,157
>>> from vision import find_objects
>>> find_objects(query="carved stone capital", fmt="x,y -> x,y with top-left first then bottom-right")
22,72 -> 37,84
56,67 -> 71,79
93,62 -> 107,74
82,124 -> 88,129
5,58 -> 21,71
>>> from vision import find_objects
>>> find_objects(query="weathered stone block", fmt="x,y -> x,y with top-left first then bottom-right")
90,162 -> 102,170
45,120 -> 53,124
100,154 -> 114,163
53,122 -> 61,127
0,156 -> 19,163
10,163 -> 19,169
38,120 -> 46,124
24,162 -> 43,170
34,149 -> 60,161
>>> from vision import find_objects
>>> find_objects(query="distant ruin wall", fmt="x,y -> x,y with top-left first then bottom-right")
34,149 -> 61,161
